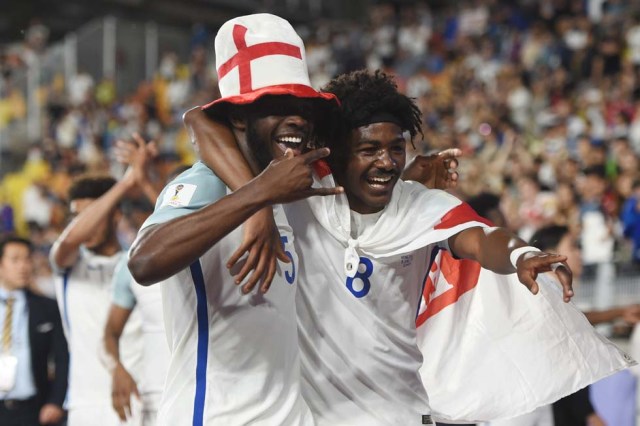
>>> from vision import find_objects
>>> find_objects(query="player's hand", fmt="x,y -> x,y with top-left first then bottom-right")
622,304 -> 640,324
228,208 -> 290,295
515,251 -> 574,302
402,148 -> 461,190
115,133 -> 158,185
39,403 -> 64,424
256,148 -> 343,204
111,363 -> 140,421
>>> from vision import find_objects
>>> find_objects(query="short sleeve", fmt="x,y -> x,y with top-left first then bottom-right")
141,162 -> 228,230
112,254 -> 136,309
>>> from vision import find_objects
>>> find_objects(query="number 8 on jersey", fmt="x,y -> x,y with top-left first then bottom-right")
346,257 -> 373,298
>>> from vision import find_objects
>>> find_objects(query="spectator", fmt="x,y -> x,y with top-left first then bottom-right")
0,236 -> 68,426
622,179 -> 640,265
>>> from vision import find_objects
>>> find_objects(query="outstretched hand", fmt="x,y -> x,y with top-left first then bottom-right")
256,147 -> 343,204
402,148 -> 461,190
515,251 -> 574,302
228,208 -> 290,295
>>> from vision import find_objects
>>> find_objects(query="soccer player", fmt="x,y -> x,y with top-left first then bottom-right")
50,174 -> 143,426
127,14 -> 341,425
185,69 -> 575,425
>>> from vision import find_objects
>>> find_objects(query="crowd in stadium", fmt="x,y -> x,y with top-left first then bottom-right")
2,0 -> 640,281
1,0 -> 640,425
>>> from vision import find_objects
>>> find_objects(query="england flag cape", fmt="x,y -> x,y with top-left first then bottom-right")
307,162 -> 634,423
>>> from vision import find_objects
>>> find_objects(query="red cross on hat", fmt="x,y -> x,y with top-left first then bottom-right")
202,13 -> 337,116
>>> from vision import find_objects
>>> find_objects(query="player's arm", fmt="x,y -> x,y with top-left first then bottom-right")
103,305 -> 139,421
585,304 -> 640,325
183,107 -> 289,292
184,106 -> 258,191
51,173 -> 135,269
448,226 -> 574,302
128,148 -> 342,287
103,259 -> 139,421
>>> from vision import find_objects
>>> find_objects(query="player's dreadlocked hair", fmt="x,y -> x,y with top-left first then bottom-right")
321,69 -> 423,143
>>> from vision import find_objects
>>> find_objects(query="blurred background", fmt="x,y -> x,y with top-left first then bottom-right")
4,1 -> 640,425
1,0 -> 640,330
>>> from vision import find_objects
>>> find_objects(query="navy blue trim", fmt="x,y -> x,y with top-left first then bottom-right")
61,269 -> 71,407
415,247 -> 441,320
62,269 -> 71,331
189,260 -> 209,426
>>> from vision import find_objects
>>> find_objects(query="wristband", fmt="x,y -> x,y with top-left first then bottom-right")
509,246 -> 541,269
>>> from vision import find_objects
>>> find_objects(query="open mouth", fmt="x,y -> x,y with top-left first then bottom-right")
366,175 -> 395,190
276,135 -> 304,155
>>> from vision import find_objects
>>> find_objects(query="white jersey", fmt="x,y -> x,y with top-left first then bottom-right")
287,201 -> 436,426
131,279 -> 168,411
52,248 -> 143,414
112,255 -> 169,414
287,170 -> 487,426
141,162 -> 312,426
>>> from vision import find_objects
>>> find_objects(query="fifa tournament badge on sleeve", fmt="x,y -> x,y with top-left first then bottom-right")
0,353 -> 18,392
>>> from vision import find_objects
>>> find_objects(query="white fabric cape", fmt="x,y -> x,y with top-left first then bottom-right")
307,164 -> 635,423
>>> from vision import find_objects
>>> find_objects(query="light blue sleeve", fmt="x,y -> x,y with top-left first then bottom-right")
112,253 -> 136,309
141,162 -> 228,230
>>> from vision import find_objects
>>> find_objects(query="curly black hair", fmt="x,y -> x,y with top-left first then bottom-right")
321,70 -> 423,142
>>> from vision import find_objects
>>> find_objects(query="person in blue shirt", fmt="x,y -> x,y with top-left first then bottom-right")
622,179 -> 640,265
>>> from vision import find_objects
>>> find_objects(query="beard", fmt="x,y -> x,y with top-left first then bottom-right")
246,120 -> 274,171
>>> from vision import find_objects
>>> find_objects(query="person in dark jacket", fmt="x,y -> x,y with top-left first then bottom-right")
0,236 -> 68,426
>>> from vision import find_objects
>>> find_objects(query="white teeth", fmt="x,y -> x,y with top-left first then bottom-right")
278,136 -> 302,144
369,176 -> 392,183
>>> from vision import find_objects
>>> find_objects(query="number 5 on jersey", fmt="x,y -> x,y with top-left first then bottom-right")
346,257 -> 373,298
279,236 -> 296,284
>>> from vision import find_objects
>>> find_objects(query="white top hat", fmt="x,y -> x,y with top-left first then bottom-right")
202,13 -> 337,115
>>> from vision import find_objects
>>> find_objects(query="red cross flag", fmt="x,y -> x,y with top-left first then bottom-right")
203,13 -> 337,115
417,251 -> 635,423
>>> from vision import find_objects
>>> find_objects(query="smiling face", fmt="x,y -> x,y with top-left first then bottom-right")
336,122 -> 407,214
242,96 -> 318,170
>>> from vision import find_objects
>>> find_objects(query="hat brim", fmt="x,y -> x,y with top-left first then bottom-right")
201,84 -> 338,118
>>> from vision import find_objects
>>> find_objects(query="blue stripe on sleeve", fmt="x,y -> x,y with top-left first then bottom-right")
62,269 -> 71,331
189,260 -> 209,426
